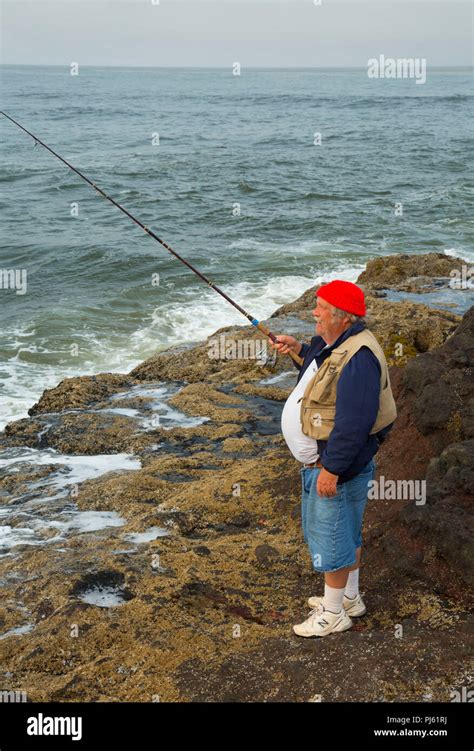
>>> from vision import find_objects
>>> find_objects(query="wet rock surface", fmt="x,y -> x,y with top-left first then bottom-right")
0,253 -> 472,702
356,251 -> 466,292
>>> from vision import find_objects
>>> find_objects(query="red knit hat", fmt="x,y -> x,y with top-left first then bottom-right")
316,280 -> 366,316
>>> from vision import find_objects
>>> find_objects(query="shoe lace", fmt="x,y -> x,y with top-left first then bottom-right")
307,602 -> 325,621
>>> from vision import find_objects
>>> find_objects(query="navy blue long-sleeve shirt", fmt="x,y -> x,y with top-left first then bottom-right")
293,322 -> 393,483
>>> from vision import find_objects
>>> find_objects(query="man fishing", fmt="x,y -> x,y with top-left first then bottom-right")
3,115 -> 396,640
269,280 -> 396,637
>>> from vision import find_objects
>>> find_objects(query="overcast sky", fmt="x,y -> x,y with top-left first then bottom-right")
1,0 -> 472,68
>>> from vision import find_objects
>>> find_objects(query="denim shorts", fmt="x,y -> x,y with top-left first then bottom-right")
300,459 -> 376,573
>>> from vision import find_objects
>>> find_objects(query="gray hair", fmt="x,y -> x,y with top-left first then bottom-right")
331,306 -> 366,326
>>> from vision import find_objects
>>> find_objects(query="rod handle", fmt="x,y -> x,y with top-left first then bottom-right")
252,320 -> 304,367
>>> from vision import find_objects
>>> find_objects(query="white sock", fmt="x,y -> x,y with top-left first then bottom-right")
345,569 -> 359,599
322,584 -> 345,614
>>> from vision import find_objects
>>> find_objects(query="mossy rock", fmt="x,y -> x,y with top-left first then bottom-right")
383,334 -> 419,367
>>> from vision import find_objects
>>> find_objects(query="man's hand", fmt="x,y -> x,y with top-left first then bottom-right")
268,334 -> 302,356
317,467 -> 339,497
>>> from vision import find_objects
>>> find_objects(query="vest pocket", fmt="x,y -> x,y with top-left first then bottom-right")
303,404 -> 336,423
307,366 -> 338,404
301,404 -> 336,440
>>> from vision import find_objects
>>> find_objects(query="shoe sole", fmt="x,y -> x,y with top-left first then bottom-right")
307,597 -> 366,617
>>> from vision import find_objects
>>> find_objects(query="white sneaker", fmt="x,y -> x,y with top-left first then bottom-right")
307,593 -> 366,617
293,603 -> 353,638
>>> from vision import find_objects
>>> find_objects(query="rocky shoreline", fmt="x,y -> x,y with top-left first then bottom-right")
0,252 -> 472,702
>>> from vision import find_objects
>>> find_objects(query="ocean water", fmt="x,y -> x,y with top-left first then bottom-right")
0,65 -> 473,428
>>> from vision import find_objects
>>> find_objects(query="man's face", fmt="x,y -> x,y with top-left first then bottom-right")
312,297 -> 349,345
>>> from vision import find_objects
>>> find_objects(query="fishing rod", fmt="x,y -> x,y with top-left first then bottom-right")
1,111 -> 304,367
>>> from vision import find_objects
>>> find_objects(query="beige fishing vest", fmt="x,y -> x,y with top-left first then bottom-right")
298,329 -> 397,441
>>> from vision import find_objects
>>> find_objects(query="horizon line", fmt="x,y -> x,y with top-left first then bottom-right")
1,63 -> 473,70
